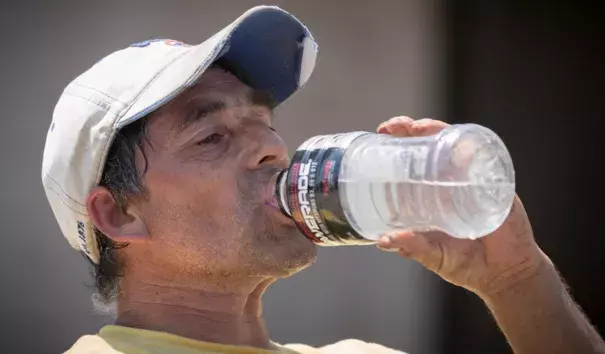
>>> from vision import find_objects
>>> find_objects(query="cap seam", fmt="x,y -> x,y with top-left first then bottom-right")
70,81 -> 130,106
46,186 -> 87,216
62,92 -> 123,116
44,172 -> 86,208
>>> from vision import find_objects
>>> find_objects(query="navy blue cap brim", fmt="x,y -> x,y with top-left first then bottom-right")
219,8 -> 316,105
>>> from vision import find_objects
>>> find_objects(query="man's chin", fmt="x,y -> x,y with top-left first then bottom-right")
267,236 -> 318,277
250,209 -> 318,275
283,246 -> 317,276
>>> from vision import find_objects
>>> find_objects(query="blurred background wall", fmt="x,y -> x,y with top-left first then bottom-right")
0,1 -> 603,354
442,1 -> 605,353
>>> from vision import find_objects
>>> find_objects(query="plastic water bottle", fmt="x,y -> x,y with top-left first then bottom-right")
272,123 -> 515,245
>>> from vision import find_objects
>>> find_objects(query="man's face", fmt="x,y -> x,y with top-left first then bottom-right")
131,67 -> 316,278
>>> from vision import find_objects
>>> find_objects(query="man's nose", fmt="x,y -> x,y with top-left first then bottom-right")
244,123 -> 289,170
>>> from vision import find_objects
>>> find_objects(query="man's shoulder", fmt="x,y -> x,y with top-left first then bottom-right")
64,334 -> 123,354
283,339 -> 407,354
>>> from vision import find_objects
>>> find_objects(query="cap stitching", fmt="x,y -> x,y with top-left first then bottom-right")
70,81 -> 130,106
62,92 -> 123,116
46,186 -> 87,216
44,172 -> 86,208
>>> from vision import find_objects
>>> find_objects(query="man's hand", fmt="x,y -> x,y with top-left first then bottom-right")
374,116 -> 547,298
376,116 -> 605,354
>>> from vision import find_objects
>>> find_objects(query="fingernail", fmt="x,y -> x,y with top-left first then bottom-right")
393,116 -> 412,124
378,235 -> 392,246
377,235 -> 398,252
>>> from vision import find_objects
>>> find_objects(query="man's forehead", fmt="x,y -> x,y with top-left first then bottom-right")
186,67 -> 251,99
181,66 -> 276,109
153,67 -> 251,118
145,67 -> 275,136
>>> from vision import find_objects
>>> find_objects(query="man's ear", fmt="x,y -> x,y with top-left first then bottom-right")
86,186 -> 149,243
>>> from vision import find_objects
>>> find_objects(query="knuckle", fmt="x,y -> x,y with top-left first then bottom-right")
390,116 -> 414,123
412,118 -> 436,127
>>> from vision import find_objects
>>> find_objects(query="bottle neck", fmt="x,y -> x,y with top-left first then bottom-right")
274,170 -> 292,217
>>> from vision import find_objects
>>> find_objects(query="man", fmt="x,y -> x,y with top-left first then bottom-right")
42,5 -> 604,354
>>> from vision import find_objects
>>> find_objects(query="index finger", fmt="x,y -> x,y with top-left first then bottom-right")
377,117 -> 450,138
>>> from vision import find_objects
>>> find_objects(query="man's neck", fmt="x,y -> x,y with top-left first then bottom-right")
115,272 -> 275,349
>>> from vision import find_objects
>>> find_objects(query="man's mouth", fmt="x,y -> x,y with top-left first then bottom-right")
265,189 -> 280,210
264,173 -> 282,210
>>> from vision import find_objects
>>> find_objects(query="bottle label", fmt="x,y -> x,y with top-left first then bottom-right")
286,132 -> 374,245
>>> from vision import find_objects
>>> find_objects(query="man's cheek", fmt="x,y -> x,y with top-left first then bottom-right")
196,176 -> 240,209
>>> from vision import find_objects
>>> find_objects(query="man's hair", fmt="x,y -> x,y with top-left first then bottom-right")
88,58 -> 254,313
90,117 -> 150,313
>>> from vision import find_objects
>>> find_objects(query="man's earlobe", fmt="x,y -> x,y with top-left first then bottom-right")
86,186 -> 149,243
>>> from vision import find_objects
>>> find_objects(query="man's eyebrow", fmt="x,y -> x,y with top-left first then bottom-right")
174,99 -> 226,134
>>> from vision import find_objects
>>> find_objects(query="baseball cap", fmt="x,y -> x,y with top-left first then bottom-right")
41,5 -> 318,263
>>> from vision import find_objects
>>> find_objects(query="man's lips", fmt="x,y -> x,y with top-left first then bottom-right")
264,171 -> 282,208
265,191 -> 280,210
265,201 -> 296,226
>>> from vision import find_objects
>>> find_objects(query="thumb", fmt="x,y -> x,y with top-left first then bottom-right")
377,230 -> 445,273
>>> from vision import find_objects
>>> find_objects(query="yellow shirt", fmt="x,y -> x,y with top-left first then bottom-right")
65,325 -> 406,354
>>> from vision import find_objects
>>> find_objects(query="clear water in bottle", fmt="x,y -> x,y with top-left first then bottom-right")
338,124 -> 516,240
